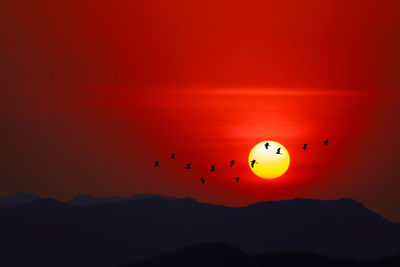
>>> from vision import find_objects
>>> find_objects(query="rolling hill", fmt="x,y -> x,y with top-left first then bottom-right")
0,195 -> 399,266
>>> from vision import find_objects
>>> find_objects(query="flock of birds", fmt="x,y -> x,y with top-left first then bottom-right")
154,139 -> 330,184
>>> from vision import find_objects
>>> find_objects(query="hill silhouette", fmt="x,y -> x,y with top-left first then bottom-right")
122,242 -> 400,267
0,195 -> 399,266
0,192 -> 39,207
68,194 -> 176,206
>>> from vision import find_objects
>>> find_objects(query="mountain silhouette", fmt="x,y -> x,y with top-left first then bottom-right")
68,194 -> 126,206
0,192 -> 40,207
122,242 -> 400,267
68,194 -> 176,206
0,196 -> 399,267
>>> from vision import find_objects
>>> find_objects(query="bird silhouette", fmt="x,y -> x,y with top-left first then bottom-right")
302,144 -> 308,151
170,153 -> 175,159
250,159 -> 257,168
276,148 -> 282,154
230,160 -> 235,167
185,163 -> 191,169
210,165 -> 215,172
264,142 -> 270,150
200,178 -> 205,184
235,177 -> 240,182
324,139 -> 329,146
154,161 -> 159,167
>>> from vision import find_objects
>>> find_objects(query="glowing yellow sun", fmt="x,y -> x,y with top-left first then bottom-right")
248,141 -> 290,179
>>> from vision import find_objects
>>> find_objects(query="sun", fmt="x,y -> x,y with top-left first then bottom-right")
248,141 -> 290,179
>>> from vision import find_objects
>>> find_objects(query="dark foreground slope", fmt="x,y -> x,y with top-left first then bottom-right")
0,196 -> 399,267
123,242 -> 400,267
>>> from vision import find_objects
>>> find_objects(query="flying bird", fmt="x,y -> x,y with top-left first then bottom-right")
276,148 -> 282,154
302,144 -> 308,151
185,163 -> 191,169
154,161 -> 159,167
230,160 -> 235,167
235,177 -> 240,182
324,139 -> 329,146
170,153 -> 175,159
200,178 -> 205,184
264,142 -> 270,150
210,165 -> 215,172
250,159 -> 257,168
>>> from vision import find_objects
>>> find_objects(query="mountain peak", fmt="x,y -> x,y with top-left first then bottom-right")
0,192 -> 40,207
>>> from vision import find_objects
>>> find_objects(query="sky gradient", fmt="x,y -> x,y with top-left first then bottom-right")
1,0 -> 400,221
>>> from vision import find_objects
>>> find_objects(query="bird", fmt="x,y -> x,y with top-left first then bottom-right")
200,178 -> 205,184
250,159 -> 257,168
264,142 -> 270,150
230,160 -> 235,167
235,177 -> 240,182
185,163 -> 191,169
170,153 -> 175,159
276,148 -> 282,154
210,165 -> 215,172
154,161 -> 159,167
302,144 -> 308,151
324,139 -> 329,146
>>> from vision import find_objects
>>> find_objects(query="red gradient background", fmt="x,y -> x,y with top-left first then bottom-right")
1,0 -> 400,221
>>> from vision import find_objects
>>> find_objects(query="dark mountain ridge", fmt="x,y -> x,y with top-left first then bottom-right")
68,193 -> 177,206
0,195 -> 399,267
0,192 -> 39,207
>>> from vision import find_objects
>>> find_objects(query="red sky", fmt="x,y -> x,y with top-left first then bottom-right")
1,0 -> 400,221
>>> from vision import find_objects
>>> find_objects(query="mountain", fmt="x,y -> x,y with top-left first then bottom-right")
122,242 -> 400,267
68,194 -> 177,206
0,192 -> 39,207
0,196 -> 399,267
68,194 -> 126,206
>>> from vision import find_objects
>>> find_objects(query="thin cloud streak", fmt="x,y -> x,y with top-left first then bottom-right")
157,88 -> 372,96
